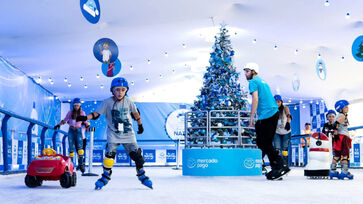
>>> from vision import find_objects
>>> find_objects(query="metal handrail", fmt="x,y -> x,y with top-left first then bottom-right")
0,107 -> 67,172
185,110 -> 257,148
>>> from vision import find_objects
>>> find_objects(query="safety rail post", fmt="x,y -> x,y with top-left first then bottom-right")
83,127 -> 98,176
1,114 -> 11,172
40,126 -> 48,152
172,139 -> 182,170
52,131 -> 58,150
26,123 -> 35,166
62,135 -> 67,156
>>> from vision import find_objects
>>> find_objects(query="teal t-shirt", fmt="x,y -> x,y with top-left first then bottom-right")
249,76 -> 278,120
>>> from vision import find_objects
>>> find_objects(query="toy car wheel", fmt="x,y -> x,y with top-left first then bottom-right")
25,175 -> 39,188
37,177 -> 43,186
60,172 -> 72,188
71,172 -> 77,187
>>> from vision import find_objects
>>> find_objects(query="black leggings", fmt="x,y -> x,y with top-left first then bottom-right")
255,112 -> 280,165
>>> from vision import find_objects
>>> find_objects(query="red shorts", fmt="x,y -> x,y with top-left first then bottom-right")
333,134 -> 352,157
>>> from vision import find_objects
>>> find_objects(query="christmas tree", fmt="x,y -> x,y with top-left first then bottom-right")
356,42 -> 363,59
187,25 -> 249,145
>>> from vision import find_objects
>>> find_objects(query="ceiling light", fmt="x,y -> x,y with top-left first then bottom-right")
100,84 -> 104,89
324,0 -> 330,6
64,77 -> 68,82
68,83 -> 71,88
147,59 -> 151,64
346,12 -> 351,19
252,39 -> 257,44
182,43 -> 187,48
80,76 -> 84,81
96,74 -> 100,79
84,84 -> 88,89
130,65 -> 134,71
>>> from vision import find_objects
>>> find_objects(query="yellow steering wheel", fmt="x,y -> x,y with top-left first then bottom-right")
42,148 -> 57,156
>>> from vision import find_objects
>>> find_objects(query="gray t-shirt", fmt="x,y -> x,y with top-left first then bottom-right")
336,113 -> 349,136
96,97 -> 138,143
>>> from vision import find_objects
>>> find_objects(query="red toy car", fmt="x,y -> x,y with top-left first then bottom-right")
25,148 -> 77,188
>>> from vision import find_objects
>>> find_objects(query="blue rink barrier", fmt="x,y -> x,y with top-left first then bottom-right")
182,148 -> 262,176
0,107 -> 67,173
88,139 -> 183,167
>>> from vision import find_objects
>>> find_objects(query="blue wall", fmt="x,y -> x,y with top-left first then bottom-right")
0,56 -> 61,171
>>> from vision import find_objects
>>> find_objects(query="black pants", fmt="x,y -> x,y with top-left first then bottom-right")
255,112 -> 281,167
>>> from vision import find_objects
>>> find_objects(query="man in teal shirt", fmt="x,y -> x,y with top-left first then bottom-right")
244,62 -> 290,180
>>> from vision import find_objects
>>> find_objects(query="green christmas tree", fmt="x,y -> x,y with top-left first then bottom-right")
356,42 -> 363,59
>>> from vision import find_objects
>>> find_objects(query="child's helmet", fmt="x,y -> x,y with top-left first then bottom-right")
325,109 -> 336,118
110,77 -> 129,93
334,100 -> 349,113
274,95 -> 282,101
72,98 -> 81,105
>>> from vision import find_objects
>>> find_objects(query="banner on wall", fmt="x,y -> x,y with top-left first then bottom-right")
165,108 -> 189,140
143,149 -> 156,163
116,150 -> 130,163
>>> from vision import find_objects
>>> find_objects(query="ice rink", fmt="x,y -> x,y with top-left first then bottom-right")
0,167 -> 362,204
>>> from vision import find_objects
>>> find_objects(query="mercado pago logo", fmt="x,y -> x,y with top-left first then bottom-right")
165,109 -> 189,140
243,158 -> 262,169
187,158 -> 218,169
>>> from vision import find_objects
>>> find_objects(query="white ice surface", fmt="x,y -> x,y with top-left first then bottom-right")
0,167 -> 362,204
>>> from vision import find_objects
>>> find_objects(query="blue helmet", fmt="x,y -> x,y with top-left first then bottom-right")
335,100 -> 349,113
110,77 -> 129,93
326,109 -> 336,118
274,95 -> 282,101
72,98 -> 81,105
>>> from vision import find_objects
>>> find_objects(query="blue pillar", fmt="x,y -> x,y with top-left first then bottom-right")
52,131 -> 58,150
1,114 -> 11,172
27,123 -> 35,167
40,127 -> 48,152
